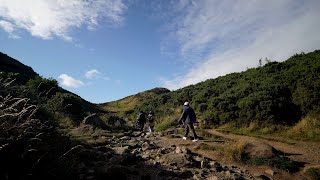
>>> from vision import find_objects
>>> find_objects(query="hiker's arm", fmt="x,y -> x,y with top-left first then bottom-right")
178,109 -> 186,124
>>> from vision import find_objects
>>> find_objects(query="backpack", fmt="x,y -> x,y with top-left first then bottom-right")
137,112 -> 146,123
148,114 -> 154,123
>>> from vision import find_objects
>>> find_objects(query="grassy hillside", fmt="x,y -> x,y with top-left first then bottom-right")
100,87 -> 170,119
136,50 -> 320,134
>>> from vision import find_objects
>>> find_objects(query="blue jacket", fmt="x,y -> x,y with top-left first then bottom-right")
178,106 -> 196,124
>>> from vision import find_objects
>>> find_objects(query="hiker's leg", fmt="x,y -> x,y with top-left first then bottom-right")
184,124 -> 190,137
189,123 -> 198,139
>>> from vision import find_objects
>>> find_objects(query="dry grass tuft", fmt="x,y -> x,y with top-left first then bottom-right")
224,140 -> 248,162
287,116 -> 320,141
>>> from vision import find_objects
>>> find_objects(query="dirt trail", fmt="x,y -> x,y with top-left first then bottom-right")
207,129 -> 320,167
159,128 -> 320,179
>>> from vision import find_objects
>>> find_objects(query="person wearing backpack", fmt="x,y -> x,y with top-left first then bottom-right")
178,102 -> 199,142
147,111 -> 155,133
136,111 -> 146,132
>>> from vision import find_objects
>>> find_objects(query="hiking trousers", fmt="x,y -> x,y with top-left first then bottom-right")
138,123 -> 145,132
184,123 -> 198,139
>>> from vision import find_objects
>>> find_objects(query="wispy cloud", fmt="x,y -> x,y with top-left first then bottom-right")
0,0 -> 127,41
85,69 -> 102,79
0,20 -> 20,39
58,74 -> 84,88
161,0 -> 320,89
85,69 -> 110,80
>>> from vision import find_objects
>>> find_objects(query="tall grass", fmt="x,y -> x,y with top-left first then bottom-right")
287,116 -> 320,141
224,140 -> 248,162
219,122 -> 285,136
155,117 -> 177,132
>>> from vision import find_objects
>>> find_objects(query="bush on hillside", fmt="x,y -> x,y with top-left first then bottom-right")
27,76 -> 58,98
47,92 -> 84,123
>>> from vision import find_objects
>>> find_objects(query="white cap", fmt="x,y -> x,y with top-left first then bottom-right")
184,102 -> 189,106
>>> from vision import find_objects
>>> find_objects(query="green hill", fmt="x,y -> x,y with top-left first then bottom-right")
100,87 -> 170,118
135,50 -> 320,131
0,52 -> 110,128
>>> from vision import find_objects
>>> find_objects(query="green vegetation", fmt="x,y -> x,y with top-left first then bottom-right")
287,115 -> 320,141
250,156 -> 299,172
131,50 -> 320,139
197,143 -> 216,151
305,168 -> 320,180
155,117 -> 177,132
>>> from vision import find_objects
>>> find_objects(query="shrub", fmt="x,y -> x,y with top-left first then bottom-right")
47,92 -> 84,123
27,76 -> 58,97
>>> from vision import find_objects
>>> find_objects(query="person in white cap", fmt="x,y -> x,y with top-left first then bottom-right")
178,102 -> 198,142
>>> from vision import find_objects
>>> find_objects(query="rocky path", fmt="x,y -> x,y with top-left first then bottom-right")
100,131 -> 255,180
69,127 -> 320,179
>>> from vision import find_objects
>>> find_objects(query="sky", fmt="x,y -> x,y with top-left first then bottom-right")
0,0 -> 320,103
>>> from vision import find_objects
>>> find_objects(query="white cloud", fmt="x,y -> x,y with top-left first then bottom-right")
0,20 -> 14,33
0,0 -> 127,40
58,74 -> 84,88
85,69 -> 102,79
0,20 -> 20,39
161,0 -> 320,89
85,69 -> 110,80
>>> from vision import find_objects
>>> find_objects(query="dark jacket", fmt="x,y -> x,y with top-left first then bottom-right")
137,112 -> 146,124
178,106 -> 196,124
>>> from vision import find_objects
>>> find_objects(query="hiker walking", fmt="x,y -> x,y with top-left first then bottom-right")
136,111 -> 146,132
178,102 -> 199,142
147,111 -> 155,133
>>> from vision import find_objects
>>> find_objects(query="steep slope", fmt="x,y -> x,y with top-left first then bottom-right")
0,52 -> 38,83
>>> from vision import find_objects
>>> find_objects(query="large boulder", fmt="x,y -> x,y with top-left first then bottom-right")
243,141 -> 277,159
160,153 -> 193,168
82,113 -> 107,129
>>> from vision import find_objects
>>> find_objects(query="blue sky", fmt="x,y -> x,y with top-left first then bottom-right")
0,0 -> 320,103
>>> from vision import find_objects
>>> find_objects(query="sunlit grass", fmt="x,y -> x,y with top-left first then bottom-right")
286,116 -> 320,141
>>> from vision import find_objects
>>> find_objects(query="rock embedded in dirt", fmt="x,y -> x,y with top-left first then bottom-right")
160,153 -> 192,168
141,142 -> 151,151
82,113 -> 107,129
175,146 -> 190,154
243,141 -> 277,159
119,136 -> 131,140
265,169 -> 275,176
112,146 -> 130,154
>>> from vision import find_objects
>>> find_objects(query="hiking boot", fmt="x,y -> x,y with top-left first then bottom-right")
192,139 -> 199,142
182,137 -> 187,140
